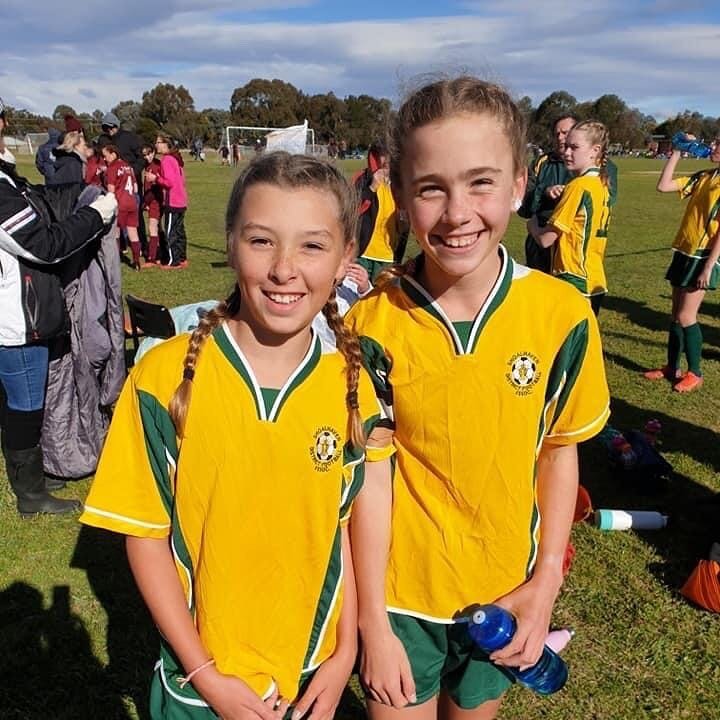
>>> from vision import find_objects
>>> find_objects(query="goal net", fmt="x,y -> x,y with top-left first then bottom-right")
223,121 -> 318,162
24,132 -> 50,154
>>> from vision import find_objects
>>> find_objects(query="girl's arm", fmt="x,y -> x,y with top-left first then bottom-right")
657,149 -> 682,193
350,455 -> 416,708
527,215 -> 560,248
697,229 -> 720,289
490,442 -> 578,669
291,525 -> 358,720
126,536 -> 282,720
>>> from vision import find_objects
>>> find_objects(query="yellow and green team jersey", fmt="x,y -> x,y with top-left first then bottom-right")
361,181 -> 398,263
549,168 -> 611,296
347,247 -> 609,622
80,325 -> 391,713
672,169 -> 720,257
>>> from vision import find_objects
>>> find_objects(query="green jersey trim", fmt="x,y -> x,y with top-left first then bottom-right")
213,324 -> 322,423
399,245 -> 513,355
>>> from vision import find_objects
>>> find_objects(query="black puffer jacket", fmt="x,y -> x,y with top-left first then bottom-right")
0,160 -> 106,346
48,148 -> 86,185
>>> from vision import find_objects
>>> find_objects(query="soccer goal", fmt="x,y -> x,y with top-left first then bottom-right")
24,132 -> 50,154
223,121 -> 317,161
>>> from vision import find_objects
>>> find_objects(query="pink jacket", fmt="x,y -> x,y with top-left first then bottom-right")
156,154 -> 188,209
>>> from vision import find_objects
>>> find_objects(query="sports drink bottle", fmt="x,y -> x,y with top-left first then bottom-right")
671,132 -> 711,158
467,604 -> 568,695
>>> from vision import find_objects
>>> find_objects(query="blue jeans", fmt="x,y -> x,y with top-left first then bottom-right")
0,344 -> 49,411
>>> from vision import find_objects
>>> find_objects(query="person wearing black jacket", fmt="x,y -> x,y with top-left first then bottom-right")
0,158 -> 116,515
48,131 -> 87,186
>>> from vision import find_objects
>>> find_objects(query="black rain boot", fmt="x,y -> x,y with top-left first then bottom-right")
44,476 -> 66,491
4,446 -> 80,517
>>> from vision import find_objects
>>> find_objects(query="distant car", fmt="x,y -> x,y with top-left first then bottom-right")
349,150 -> 365,160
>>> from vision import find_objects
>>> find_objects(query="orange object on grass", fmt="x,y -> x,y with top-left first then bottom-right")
574,484 -> 593,523
680,560 -> 720,613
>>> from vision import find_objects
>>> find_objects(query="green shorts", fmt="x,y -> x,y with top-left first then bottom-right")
666,251 -> 720,289
366,613 -> 512,709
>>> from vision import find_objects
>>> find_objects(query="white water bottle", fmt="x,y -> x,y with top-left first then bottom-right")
594,509 -> 668,531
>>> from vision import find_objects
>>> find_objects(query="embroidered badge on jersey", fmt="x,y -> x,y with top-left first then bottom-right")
505,352 -> 541,396
310,426 -> 342,471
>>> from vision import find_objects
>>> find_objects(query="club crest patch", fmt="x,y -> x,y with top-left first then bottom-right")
310,426 -> 342,472
505,352 -> 541,396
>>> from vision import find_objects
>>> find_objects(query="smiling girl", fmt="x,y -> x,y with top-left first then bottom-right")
348,78 -> 610,720
80,152 -> 393,720
529,120 -> 612,315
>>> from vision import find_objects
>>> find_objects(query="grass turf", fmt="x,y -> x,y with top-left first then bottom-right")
1,156 -> 719,720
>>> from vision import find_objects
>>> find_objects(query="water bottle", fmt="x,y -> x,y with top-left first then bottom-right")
671,132 -> 712,159
594,509 -> 668,531
467,604 -> 568,695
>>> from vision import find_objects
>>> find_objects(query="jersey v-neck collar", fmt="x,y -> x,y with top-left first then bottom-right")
399,245 -> 514,355
213,323 -> 322,422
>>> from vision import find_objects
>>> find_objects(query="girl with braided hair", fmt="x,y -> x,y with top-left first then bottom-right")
347,78 -> 608,720
530,120 -> 612,315
81,151 -> 394,720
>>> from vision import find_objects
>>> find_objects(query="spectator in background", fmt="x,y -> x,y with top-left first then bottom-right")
0,152 -> 117,516
35,127 -> 62,183
141,143 -> 163,265
48,131 -> 88,185
519,114 -> 618,272
219,145 -> 230,166
147,134 -> 188,269
84,141 -> 105,187
64,114 -> 84,137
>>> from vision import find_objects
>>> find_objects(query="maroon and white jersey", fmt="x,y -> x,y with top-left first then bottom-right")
106,158 -> 137,211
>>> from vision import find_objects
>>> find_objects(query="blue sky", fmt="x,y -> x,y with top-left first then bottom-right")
2,0 -> 720,121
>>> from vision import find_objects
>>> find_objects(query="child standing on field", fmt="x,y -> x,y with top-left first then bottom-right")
528,120 -> 612,316
102,143 -> 142,270
142,143 -> 164,265
347,78 -> 610,720
642,134 -> 720,393
80,152 -> 393,720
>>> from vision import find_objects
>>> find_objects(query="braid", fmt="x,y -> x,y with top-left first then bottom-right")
321,295 -> 365,449
571,120 -> 610,188
599,146 -> 610,189
374,255 -> 419,290
168,286 -> 240,436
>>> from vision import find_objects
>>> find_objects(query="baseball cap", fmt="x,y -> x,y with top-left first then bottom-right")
101,111 -> 120,128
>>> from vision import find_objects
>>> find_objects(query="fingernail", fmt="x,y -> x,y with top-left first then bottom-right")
409,694 -> 417,703
292,710 -> 303,720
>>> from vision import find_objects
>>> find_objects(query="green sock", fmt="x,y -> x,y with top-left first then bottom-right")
667,322 -> 684,373
683,323 -> 703,375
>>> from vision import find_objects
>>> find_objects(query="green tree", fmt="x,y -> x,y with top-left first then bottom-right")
230,79 -> 304,128
530,91 -> 577,147
52,104 -> 77,122
141,83 -> 195,127
111,100 -> 142,131
202,108 -> 232,146
343,94 -> 392,148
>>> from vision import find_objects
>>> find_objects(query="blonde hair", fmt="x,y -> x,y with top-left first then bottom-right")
168,152 -> 366,447
389,75 -> 527,190
379,76 -> 526,289
58,131 -> 84,153
570,120 -> 610,187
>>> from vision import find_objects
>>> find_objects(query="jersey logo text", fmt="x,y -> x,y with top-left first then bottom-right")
310,426 -> 342,472
505,352 -> 541,396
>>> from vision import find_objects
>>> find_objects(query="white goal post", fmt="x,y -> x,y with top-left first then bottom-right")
223,122 -> 316,156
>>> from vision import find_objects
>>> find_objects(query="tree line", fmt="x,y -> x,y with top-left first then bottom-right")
5,80 -> 720,151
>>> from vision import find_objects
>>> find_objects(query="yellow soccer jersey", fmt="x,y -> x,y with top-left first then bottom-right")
80,326 -> 390,708
361,181 -> 398,263
347,247 -> 609,622
672,169 -> 720,257
549,168 -> 611,296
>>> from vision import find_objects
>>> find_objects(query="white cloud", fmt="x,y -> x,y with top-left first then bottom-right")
1,5 -> 719,119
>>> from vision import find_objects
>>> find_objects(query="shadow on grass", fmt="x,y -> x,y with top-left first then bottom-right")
0,582 -> 134,719
71,526 -> 156,720
579,397 -> 720,591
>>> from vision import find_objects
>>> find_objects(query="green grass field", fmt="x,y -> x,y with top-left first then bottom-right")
1,156 -> 719,720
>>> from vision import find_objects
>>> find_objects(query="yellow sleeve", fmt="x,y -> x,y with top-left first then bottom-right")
543,305 -> 610,446
548,179 -> 585,235
79,369 -> 177,538
675,175 -> 695,199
